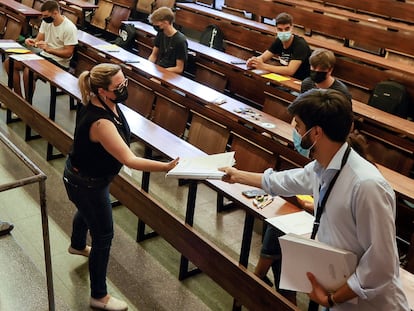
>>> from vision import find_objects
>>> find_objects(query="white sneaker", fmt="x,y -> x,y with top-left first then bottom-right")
90,296 -> 128,311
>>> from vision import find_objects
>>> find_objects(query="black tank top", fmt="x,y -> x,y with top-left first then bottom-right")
69,103 -> 131,178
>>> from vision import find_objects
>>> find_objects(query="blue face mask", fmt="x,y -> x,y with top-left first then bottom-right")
277,31 -> 292,42
292,128 -> 313,158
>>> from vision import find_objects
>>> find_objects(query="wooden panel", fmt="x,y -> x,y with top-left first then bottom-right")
263,91 -> 293,123
106,5 -> 131,35
124,77 -> 155,118
152,93 -> 189,137
90,0 -> 113,30
187,112 -> 230,154
195,62 -> 227,92
21,0 -> 35,7
230,133 -> 277,172
3,14 -> 22,40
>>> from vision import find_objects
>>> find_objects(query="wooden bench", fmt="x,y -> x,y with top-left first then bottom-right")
320,0 -> 414,25
0,82 -> 298,311
0,0 -> 41,36
174,2 -> 414,103
88,0 -> 133,35
124,21 -> 414,167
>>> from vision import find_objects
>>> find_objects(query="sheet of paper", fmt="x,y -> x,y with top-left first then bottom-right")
5,48 -> 30,54
0,42 -> 24,49
96,44 -> 121,52
278,233 -> 357,293
266,210 -> 314,236
10,54 -> 44,61
166,152 -> 235,180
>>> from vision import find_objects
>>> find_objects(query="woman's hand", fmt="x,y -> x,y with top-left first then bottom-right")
165,157 -> 180,171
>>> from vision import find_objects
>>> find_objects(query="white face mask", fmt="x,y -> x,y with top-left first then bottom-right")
277,31 -> 292,42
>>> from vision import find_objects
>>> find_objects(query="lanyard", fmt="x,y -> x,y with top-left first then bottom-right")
310,146 -> 351,240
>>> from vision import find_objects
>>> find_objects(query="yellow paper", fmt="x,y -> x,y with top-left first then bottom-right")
296,195 -> 314,203
5,48 -> 30,54
261,73 -> 290,82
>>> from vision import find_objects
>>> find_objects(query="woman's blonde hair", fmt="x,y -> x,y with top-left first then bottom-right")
78,63 -> 121,104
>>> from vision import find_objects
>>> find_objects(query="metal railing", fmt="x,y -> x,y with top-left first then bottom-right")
0,131 -> 54,311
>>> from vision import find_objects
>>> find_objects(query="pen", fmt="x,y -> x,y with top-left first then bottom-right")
230,61 -> 246,65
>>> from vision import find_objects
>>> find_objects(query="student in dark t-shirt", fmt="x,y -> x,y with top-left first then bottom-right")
301,48 -> 352,102
148,7 -> 188,74
246,12 -> 311,80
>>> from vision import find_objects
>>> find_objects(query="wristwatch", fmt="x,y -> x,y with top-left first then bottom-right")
327,293 -> 336,307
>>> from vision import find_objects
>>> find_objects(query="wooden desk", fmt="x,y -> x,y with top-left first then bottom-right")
8,55 -> 80,160
0,0 -> 41,35
120,103 -> 301,279
61,0 -> 98,28
0,83 -> 297,311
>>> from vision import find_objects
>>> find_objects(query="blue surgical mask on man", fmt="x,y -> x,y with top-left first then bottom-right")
277,31 -> 292,42
292,128 -> 314,157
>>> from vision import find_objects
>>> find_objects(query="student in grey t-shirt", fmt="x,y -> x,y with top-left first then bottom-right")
301,48 -> 352,102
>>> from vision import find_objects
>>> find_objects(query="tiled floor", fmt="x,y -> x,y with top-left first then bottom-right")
0,55 -> 289,310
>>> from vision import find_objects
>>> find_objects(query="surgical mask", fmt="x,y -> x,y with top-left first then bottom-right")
292,128 -> 315,157
277,31 -> 292,42
110,87 -> 128,103
153,25 -> 162,33
310,70 -> 328,84
42,16 -> 54,24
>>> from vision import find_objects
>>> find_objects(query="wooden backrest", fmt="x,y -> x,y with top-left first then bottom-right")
322,0 -> 414,24
230,132 -> 277,172
124,77 -> 155,118
187,112 -> 230,154
61,6 -> 80,25
365,138 -> 414,177
263,91 -> 293,123
90,0 -> 113,30
152,93 -> 189,137
4,14 -> 22,40
194,62 -> 228,92
74,49 -> 97,77
0,11 -> 7,36
136,0 -> 155,14
106,4 -> 131,35
153,0 -> 176,10
21,0 -> 35,7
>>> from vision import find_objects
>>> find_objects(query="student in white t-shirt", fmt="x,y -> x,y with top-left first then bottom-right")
3,0 -> 77,99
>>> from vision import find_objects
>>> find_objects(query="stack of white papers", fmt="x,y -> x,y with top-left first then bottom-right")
278,233 -> 357,293
10,54 -> 43,61
266,210 -> 314,236
166,152 -> 235,180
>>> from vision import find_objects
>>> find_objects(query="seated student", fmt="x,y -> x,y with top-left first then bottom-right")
148,7 -> 188,74
3,0 -> 78,99
246,12 -> 311,80
301,48 -> 352,102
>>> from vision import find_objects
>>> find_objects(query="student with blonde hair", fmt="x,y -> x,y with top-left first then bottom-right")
64,63 -> 179,311
148,7 -> 188,74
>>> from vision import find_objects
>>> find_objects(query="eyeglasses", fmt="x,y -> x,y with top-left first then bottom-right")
109,78 -> 128,92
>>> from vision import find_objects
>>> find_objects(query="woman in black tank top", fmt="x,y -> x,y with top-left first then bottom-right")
63,63 -> 179,311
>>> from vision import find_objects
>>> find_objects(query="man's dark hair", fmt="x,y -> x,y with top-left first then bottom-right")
41,0 -> 59,12
288,89 -> 353,142
275,12 -> 293,26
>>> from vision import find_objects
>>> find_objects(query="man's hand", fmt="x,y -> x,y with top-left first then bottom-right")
307,272 -> 330,307
25,38 -> 36,47
219,166 -> 239,183
36,41 -> 49,52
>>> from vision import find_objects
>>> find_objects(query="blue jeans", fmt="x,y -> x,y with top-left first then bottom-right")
63,159 -> 115,299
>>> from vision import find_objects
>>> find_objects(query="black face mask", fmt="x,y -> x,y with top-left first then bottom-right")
153,25 -> 162,33
42,16 -> 54,24
110,87 -> 128,103
310,70 -> 328,84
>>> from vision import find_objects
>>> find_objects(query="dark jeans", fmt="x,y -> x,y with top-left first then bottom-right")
63,159 -> 115,299
261,225 -> 284,289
